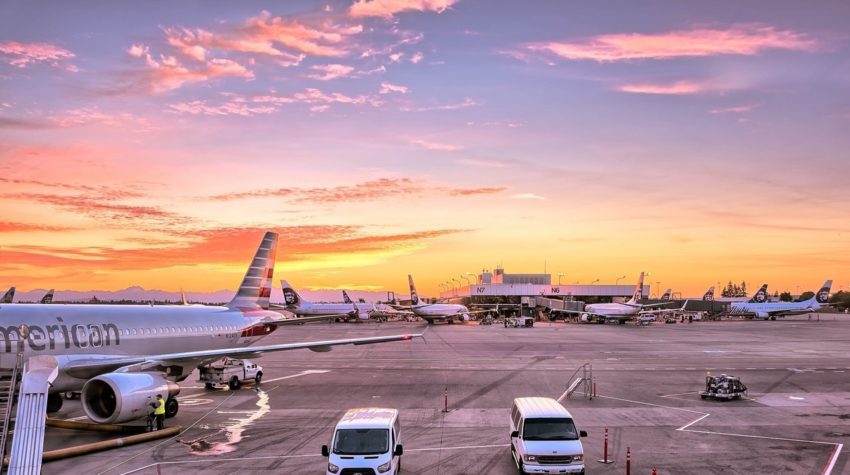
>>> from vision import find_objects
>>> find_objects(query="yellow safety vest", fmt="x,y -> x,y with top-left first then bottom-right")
154,400 -> 165,415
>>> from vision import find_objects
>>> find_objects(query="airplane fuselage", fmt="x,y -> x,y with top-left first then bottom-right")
729,300 -> 818,318
584,303 -> 640,317
290,302 -> 373,319
411,303 -> 469,320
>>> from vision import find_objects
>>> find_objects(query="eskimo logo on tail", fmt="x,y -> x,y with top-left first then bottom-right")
750,284 -> 768,303
630,273 -> 645,303
41,289 -> 54,304
228,232 -> 277,310
342,290 -> 352,304
661,289 -> 671,301
408,274 -> 419,305
816,280 -> 832,304
1,287 -> 15,304
703,287 -> 714,302
280,280 -> 300,306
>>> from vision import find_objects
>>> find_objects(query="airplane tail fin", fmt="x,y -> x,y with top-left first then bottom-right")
703,286 -> 715,301
660,288 -> 672,301
1,287 -> 15,304
227,232 -> 277,310
280,279 -> 307,307
812,280 -> 832,305
342,290 -> 352,304
408,274 -> 420,305
748,284 -> 768,303
628,273 -> 644,304
41,289 -> 54,304
180,288 -> 188,305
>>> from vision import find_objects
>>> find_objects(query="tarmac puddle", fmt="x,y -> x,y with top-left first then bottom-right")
181,389 -> 271,456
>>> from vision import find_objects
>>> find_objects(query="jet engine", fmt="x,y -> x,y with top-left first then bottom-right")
82,372 -> 180,424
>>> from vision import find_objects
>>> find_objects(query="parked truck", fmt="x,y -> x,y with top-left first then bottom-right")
199,358 -> 263,390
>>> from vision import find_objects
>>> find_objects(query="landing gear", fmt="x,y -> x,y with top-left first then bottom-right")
47,393 -> 63,413
165,398 -> 179,418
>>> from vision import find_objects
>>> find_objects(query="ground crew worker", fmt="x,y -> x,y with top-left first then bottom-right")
151,394 -> 166,430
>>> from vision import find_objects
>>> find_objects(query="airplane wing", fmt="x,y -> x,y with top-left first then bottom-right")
61,333 -> 424,379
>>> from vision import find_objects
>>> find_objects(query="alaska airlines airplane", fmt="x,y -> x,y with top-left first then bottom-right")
280,280 -> 372,321
1,287 -> 14,304
660,288 -> 672,301
342,290 -> 410,321
702,286 -> 715,301
40,289 -> 54,304
404,275 -> 487,324
580,272 -> 675,324
0,232 -> 421,422
729,280 -> 832,320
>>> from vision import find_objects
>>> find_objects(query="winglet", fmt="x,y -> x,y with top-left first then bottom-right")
180,288 -> 188,305
227,232 -> 277,310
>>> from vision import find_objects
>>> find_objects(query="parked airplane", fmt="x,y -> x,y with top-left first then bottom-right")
702,286 -> 715,301
40,289 -> 54,304
402,275 -> 488,324
729,280 -> 832,320
579,272 -> 675,324
660,289 -> 672,301
279,280 -> 374,322
1,287 -> 14,304
342,290 -> 412,321
0,232 -> 421,421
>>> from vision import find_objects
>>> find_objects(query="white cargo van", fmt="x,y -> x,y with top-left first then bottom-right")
510,397 -> 587,475
322,407 -> 403,475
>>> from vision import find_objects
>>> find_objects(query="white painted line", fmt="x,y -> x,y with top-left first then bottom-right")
263,369 -> 330,384
677,413 -> 710,431
823,443 -> 843,475
681,428 -> 838,446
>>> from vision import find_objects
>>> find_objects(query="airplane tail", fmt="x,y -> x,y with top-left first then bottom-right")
702,286 -> 715,301
1,287 -> 14,304
627,273 -> 644,304
408,274 -> 420,305
227,232 -> 277,310
660,288 -> 672,301
41,289 -> 54,304
342,290 -> 352,304
280,279 -> 307,307
748,284 -> 768,303
811,280 -> 832,306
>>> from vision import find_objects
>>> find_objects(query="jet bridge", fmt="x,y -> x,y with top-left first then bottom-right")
8,355 -> 58,475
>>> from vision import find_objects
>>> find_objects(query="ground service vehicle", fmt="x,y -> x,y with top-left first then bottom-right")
322,407 -> 403,475
701,374 -> 747,400
510,397 -> 587,474
199,358 -> 262,390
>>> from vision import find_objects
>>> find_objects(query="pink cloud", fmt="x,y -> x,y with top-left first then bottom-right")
527,24 -> 816,62
350,0 -> 459,18
379,82 -> 408,94
710,104 -> 756,114
243,10 -> 361,57
410,138 -> 464,151
129,50 -> 254,93
167,100 -> 276,116
0,41 -> 77,71
617,81 -> 706,95
410,51 -> 424,63
400,97 -> 477,112
163,28 -> 209,61
168,88 -> 378,115
308,63 -> 355,80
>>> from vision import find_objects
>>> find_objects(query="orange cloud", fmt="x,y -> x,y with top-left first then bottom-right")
1,192 -> 178,223
449,187 -> 506,196
0,41 -> 77,71
527,24 -> 816,62
0,222 -> 73,233
617,80 -> 705,95
350,0 -> 459,18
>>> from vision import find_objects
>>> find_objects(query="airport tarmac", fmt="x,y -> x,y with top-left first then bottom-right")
44,315 -> 849,474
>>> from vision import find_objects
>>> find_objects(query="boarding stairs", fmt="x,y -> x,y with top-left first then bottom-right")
7,355 -> 58,475
0,353 -> 22,472
562,363 -> 593,400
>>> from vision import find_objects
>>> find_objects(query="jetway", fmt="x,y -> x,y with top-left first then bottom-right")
522,296 -> 584,317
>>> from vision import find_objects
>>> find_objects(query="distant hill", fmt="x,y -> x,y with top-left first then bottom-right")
11,286 -> 402,304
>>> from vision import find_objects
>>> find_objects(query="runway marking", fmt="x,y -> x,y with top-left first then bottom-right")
677,413 -> 710,431
263,369 -> 330,383
823,444 -> 844,475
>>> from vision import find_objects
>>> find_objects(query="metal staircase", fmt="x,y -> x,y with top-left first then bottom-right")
0,353 -> 22,471
560,363 -> 593,401
8,355 -> 58,475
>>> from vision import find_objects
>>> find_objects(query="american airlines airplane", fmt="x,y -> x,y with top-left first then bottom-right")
0,232 -> 421,422
579,272 -> 674,324
403,275 -> 486,324
729,280 -> 832,320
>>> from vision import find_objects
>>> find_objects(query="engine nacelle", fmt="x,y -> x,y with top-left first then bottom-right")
82,372 -> 180,424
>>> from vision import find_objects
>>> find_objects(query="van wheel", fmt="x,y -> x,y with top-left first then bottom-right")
229,376 -> 241,390
255,372 -> 263,385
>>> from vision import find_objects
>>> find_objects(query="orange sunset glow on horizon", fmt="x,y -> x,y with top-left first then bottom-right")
1,1 -> 849,301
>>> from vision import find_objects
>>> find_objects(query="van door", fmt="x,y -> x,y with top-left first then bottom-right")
511,416 -> 523,465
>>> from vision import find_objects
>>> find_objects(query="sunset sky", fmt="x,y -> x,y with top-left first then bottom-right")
1,0 -> 849,299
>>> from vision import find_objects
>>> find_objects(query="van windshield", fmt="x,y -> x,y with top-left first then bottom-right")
523,418 -> 578,441
333,429 -> 389,455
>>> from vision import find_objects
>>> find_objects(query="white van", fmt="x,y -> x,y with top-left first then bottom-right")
510,397 -> 587,474
322,407 -> 403,475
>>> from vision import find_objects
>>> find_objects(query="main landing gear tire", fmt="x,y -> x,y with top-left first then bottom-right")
229,376 -> 241,390
46,393 -> 63,413
165,398 -> 179,418
255,372 -> 263,385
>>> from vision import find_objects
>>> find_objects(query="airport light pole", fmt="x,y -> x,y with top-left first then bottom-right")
460,274 -> 471,286
591,279 -> 600,285
615,275 -> 626,285
452,278 -> 461,297
655,281 -> 661,299
558,273 -> 566,285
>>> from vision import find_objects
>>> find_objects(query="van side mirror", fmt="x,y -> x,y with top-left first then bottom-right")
579,430 -> 587,438
511,430 -> 519,438
394,445 -> 404,456
321,445 -> 329,457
